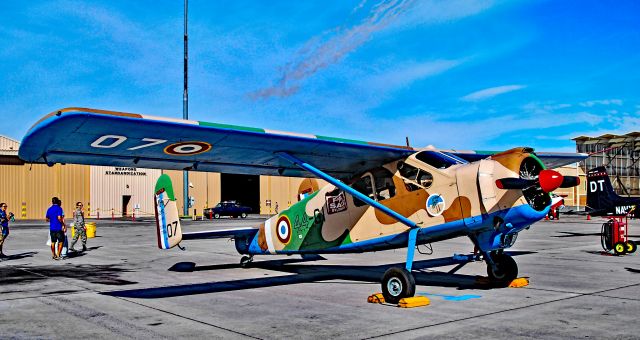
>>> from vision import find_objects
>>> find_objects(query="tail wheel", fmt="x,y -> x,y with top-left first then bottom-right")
241,212 -> 248,218
240,255 -> 253,268
381,267 -> 416,304
614,242 -> 627,255
487,253 -> 518,286
625,241 -> 637,254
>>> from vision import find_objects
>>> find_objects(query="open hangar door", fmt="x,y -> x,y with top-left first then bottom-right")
220,173 -> 260,214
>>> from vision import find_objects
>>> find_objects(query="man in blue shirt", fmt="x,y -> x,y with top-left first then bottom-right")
46,197 -> 66,260
0,202 -> 12,258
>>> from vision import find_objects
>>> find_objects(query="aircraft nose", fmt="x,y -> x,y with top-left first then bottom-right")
539,169 -> 563,192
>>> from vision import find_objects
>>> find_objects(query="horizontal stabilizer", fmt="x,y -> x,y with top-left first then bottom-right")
182,227 -> 259,240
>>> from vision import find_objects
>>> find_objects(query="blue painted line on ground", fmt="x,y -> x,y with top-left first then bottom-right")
418,292 -> 482,301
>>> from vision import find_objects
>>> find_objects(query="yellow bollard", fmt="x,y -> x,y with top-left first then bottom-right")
21,202 -> 27,219
86,222 -> 96,238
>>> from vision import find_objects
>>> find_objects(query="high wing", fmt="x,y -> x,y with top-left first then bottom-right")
19,108 -> 414,180
446,150 -> 588,169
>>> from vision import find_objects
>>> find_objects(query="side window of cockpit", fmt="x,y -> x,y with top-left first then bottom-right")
351,175 -> 374,207
372,168 -> 396,201
417,171 -> 433,188
397,162 -> 421,191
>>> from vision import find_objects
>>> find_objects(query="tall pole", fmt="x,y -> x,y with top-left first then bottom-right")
183,0 -> 189,216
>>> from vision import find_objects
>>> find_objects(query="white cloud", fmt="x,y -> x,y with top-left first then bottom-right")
579,99 -> 623,107
461,85 -> 526,102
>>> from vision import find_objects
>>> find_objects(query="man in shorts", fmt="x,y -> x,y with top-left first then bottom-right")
46,197 -> 66,260
0,203 -> 12,259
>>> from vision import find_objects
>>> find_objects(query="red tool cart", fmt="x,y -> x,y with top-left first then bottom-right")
601,215 -> 637,255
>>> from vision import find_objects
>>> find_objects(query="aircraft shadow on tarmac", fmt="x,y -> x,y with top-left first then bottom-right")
103,251 -> 535,299
0,263 -> 136,286
552,231 -> 603,238
0,251 -> 38,261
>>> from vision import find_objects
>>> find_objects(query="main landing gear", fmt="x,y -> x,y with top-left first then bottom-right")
381,267 -> 416,304
485,251 -> 518,287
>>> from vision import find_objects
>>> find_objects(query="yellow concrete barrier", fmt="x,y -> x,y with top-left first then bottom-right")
86,223 -> 96,238
398,296 -> 430,308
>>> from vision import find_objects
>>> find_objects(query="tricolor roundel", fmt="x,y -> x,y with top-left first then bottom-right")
276,215 -> 292,244
164,141 -> 212,156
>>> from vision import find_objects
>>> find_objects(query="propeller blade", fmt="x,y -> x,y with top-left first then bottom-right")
559,176 -> 580,188
538,169 -> 564,192
495,178 -> 535,189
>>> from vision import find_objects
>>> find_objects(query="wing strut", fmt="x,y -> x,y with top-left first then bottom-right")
275,152 -> 419,270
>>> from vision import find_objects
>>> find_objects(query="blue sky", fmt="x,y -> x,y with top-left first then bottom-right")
1,0 -> 638,152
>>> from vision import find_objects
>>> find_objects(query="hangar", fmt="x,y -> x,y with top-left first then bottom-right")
574,133 -> 640,196
0,135 -> 323,218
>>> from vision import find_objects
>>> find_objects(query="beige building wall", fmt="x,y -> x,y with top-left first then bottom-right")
259,176 -> 327,214
90,166 -> 161,217
164,170 -> 221,216
0,163 -> 89,220
553,164 -> 587,207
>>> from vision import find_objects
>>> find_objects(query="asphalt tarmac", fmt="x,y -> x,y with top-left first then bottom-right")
1,215 -> 640,339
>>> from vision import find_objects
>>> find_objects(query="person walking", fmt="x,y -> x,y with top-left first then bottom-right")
46,197 -> 66,260
69,202 -> 87,252
0,203 -> 13,259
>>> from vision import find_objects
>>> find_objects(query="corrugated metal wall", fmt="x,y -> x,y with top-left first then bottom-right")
90,166 -> 161,217
0,163 -> 89,219
0,162 -> 329,219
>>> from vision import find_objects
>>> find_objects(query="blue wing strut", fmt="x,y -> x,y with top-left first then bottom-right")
275,152 -> 420,271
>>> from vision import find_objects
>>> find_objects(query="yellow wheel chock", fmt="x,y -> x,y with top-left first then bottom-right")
508,277 -> 530,288
367,293 -> 430,308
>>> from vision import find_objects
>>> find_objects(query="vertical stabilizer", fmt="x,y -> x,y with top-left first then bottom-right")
586,166 -> 617,212
154,174 -> 183,249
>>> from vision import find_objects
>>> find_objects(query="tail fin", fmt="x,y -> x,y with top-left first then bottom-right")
154,174 -> 183,249
586,166 -> 618,211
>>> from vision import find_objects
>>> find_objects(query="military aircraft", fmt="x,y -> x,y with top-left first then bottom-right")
586,166 -> 639,217
19,108 -> 586,303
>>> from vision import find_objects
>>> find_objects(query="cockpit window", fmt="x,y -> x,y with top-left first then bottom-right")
397,162 -> 433,191
351,174 -> 374,207
371,168 -> 396,201
415,151 -> 463,169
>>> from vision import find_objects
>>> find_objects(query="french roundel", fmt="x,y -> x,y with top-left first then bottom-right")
164,141 -> 212,156
276,215 -> 291,244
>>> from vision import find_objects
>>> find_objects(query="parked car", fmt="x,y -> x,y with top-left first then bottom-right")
204,201 -> 251,219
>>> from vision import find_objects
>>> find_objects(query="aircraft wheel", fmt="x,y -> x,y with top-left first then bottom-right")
240,255 -> 253,268
614,242 -> 627,255
626,240 -> 637,254
487,253 -> 518,286
241,212 -> 248,218
214,213 -> 220,219
381,267 -> 416,304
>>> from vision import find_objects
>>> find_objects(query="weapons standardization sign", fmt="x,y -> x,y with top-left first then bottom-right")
105,167 -> 148,176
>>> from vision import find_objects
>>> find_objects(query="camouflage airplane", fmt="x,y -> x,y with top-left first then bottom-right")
19,108 -> 586,303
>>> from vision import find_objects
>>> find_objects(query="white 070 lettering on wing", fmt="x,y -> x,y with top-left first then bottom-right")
90,135 -> 168,150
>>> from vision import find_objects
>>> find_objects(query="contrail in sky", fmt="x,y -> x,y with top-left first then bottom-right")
250,0 -> 415,99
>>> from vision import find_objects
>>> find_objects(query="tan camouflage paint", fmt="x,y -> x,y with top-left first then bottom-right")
259,148 -> 535,252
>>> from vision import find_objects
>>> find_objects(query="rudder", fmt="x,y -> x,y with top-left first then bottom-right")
154,174 -> 183,249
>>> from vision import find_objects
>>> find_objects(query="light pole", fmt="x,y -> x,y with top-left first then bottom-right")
182,0 -> 189,216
